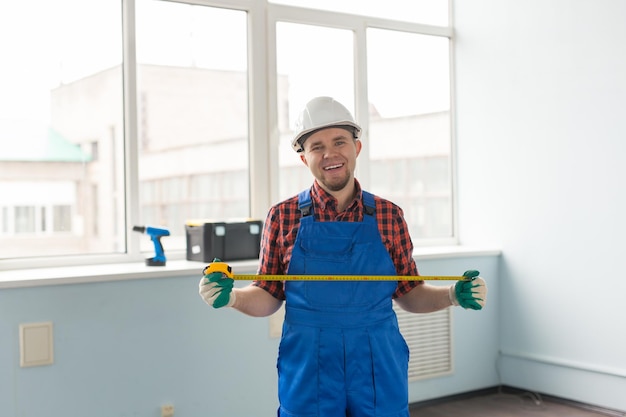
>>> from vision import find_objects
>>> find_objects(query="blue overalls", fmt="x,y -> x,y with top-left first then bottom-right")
277,189 -> 410,417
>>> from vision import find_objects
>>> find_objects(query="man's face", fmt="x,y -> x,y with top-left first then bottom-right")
300,127 -> 362,193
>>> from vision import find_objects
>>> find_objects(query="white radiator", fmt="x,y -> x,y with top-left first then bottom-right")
393,304 -> 453,381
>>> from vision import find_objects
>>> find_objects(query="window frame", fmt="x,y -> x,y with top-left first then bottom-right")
0,0 -> 456,271
266,3 -> 457,246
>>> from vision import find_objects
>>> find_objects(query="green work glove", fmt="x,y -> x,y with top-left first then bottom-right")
198,259 -> 235,309
449,270 -> 487,310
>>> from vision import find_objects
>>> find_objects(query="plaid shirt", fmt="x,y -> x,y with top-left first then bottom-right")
253,179 -> 423,300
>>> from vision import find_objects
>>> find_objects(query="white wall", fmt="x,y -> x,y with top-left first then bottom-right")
454,0 -> 626,411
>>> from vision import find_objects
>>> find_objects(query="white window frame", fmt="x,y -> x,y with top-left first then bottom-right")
0,0 -> 456,271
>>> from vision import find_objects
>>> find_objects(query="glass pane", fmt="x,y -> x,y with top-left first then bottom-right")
53,205 -> 72,232
0,0 -> 124,258
276,22 -> 354,199
135,1 -> 249,252
367,29 -> 452,240
269,0 -> 448,26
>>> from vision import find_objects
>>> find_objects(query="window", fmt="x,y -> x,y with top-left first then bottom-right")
270,9 -> 454,242
268,0 -> 448,26
53,205 -> 73,233
0,0 -> 123,259
14,207 -> 36,234
367,29 -> 453,240
0,0 -> 454,267
1,207 -> 7,234
275,22 -> 355,199
135,1 -> 249,252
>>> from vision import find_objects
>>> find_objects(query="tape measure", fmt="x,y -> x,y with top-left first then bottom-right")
203,261 -> 472,281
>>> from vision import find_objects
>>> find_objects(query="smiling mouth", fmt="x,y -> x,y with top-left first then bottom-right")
324,163 -> 343,171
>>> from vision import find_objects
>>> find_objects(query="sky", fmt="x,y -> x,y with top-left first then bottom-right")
0,0 -> 449,128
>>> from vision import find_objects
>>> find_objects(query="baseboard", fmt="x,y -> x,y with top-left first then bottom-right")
408,385 -> 625,417
408,386 -> 501,410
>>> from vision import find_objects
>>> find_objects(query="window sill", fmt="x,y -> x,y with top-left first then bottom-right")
412,245 -> 501,260
0,259 -> 258,289
0,246 -> 500,289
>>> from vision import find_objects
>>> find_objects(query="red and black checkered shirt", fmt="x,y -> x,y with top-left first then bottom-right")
252,180 -> 423,300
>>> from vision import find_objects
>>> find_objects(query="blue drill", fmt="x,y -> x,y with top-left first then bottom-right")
132,225 -> 170,266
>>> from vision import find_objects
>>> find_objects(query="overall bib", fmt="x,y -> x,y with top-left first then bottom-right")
277,190 -> 410,417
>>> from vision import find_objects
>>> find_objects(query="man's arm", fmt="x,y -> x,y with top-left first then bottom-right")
394,283 -> 452,313
395,274 -> 488,313
231,285 -> 283,317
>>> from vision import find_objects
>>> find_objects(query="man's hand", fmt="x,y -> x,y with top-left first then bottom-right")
199,259 -> 236,309
449,270 -> 487,310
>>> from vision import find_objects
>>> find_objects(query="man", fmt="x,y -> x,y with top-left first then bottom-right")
199,96 -> 487,417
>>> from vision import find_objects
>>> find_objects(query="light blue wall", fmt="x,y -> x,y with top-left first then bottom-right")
454,0 -> 626,412
0,254 -> 499,417
407,255 -> 500,402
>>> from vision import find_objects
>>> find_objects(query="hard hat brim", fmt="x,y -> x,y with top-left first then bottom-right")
291,121 -> 362,153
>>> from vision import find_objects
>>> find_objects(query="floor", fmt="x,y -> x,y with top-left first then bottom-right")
409,388 -> 622,417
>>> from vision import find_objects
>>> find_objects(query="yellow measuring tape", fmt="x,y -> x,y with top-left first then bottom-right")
204,262 -> 467,281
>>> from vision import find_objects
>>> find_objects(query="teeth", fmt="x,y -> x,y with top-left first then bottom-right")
325,164 -> 342,170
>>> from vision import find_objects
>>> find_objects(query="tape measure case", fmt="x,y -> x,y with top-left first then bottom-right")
185,219 -> 263,262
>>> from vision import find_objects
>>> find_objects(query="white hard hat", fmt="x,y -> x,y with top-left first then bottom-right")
291,96 -> 362,153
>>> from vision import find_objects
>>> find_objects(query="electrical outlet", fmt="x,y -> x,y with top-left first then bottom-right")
161,404 -> 174,417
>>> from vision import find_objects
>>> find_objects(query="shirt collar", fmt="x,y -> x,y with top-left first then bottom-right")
311,179 -> 363,213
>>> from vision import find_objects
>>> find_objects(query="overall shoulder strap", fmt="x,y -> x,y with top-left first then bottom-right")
297,189 -> 313,217
361,191 -> 376,216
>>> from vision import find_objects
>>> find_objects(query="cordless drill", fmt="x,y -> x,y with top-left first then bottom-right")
132,225 -> 170,266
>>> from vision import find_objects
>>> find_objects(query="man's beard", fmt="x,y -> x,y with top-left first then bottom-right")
321,171 -> 352,192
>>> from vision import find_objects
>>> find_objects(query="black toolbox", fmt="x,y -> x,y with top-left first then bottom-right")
185,219 -> 263,262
